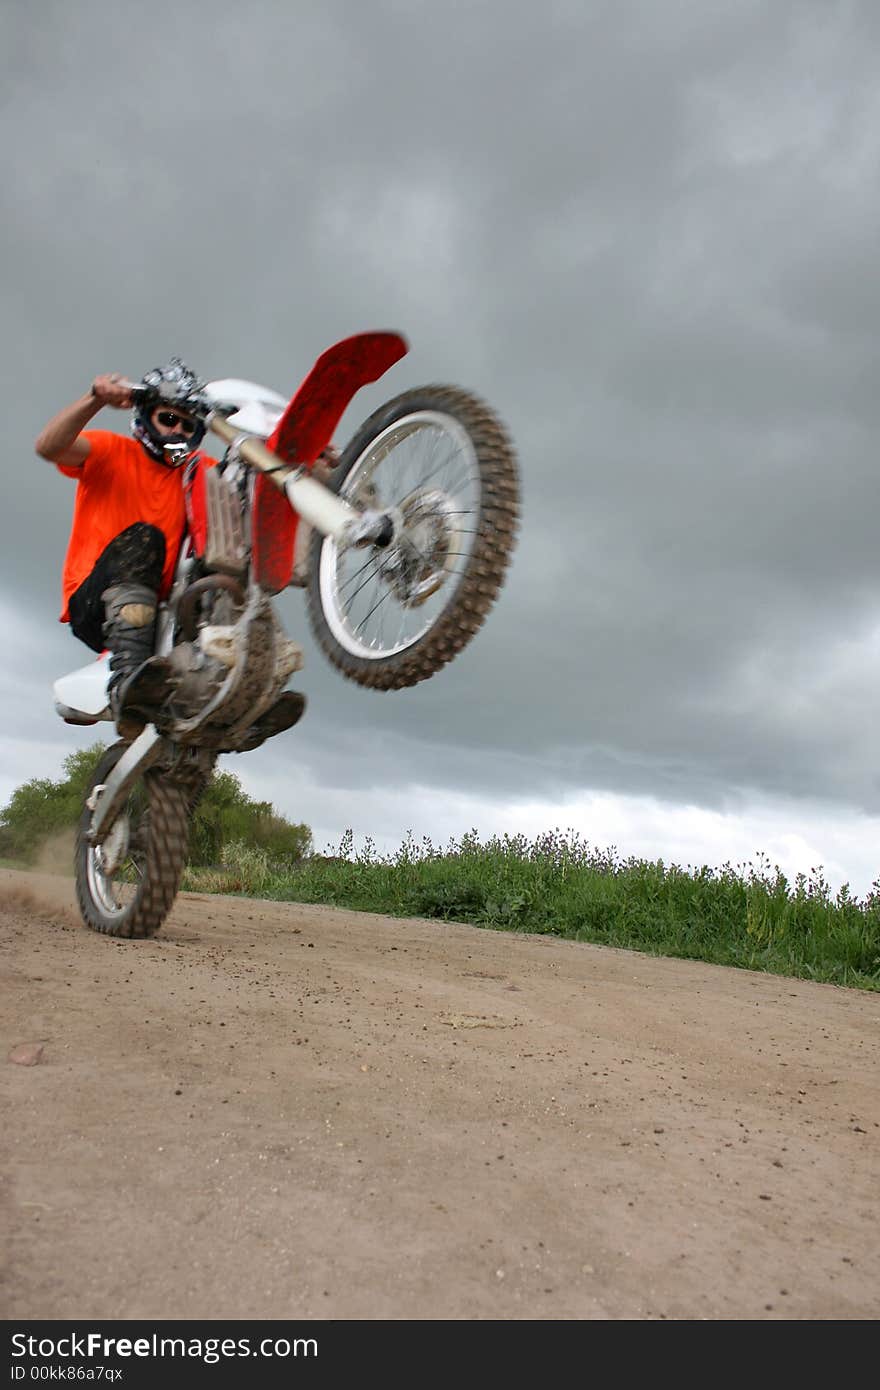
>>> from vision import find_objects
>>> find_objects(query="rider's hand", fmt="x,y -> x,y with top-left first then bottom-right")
90,373 -> 133,409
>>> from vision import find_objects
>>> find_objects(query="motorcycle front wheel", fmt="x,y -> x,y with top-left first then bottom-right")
75,742 -> 191,938
306,386 -> 519,690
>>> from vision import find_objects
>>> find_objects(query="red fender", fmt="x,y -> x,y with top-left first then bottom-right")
253,331 -> 408,593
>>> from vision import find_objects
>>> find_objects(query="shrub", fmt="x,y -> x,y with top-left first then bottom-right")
0,744 -> 311,870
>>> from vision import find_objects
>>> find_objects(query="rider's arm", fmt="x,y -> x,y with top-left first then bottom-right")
35,374 -> 133,469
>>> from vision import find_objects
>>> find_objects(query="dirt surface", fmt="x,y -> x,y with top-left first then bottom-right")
1,865 -> 878,1322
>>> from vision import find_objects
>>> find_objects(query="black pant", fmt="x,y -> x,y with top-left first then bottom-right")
68,524 -> 166,653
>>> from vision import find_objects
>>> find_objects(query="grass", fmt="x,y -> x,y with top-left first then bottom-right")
181,828 -> 880,992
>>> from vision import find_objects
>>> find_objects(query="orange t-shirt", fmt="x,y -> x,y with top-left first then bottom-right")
56,430 -> 212,621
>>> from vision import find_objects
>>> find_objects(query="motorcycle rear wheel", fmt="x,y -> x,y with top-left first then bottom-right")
306,386 -> 519,690
74,742 -> 191,939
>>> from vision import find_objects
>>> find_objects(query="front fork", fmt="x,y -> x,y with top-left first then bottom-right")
86,728 -> 163,845
207,414 -> 396,550
86,732 -> 210,847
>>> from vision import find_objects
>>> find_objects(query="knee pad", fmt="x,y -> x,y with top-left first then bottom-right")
102,583 -> 158,629
119,602 -> 155,627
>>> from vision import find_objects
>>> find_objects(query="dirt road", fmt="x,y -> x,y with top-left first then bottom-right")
1,865 -> 878,1321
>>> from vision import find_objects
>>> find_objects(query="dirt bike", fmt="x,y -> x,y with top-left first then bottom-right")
53,332 -> 519,939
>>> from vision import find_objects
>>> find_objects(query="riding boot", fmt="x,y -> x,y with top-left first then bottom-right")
102,583 -> 170,738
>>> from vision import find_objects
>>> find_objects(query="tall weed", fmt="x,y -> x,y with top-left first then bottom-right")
183,826 -> 880,991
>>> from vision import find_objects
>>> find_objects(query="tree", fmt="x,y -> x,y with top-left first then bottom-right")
0,744 -> 311,867
189,769 -> 311,866
0,744 -> 106,862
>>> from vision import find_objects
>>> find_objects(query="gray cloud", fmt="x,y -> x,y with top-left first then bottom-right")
3,0 -> 880,859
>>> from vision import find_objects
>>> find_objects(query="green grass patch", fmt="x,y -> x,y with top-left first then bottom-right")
185,829 -> 880,992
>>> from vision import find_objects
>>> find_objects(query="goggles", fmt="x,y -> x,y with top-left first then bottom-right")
154,409 -> 197,437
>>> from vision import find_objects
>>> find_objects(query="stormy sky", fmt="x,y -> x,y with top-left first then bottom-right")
3,0 -> 880,892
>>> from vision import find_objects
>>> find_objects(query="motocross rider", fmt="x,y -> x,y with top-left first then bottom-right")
36,358 -> 214,736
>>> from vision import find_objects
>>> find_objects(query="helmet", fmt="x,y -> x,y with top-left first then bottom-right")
131,356 -> 207,466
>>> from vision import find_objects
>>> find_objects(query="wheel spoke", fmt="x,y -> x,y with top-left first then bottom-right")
355,584 -> 395,638
319,407 -> 486,663
339,550 -> 383,595
340,557 -> 384,607
413,448 -> 460,491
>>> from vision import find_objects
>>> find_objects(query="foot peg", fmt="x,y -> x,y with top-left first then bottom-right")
235,691 -> 306,752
